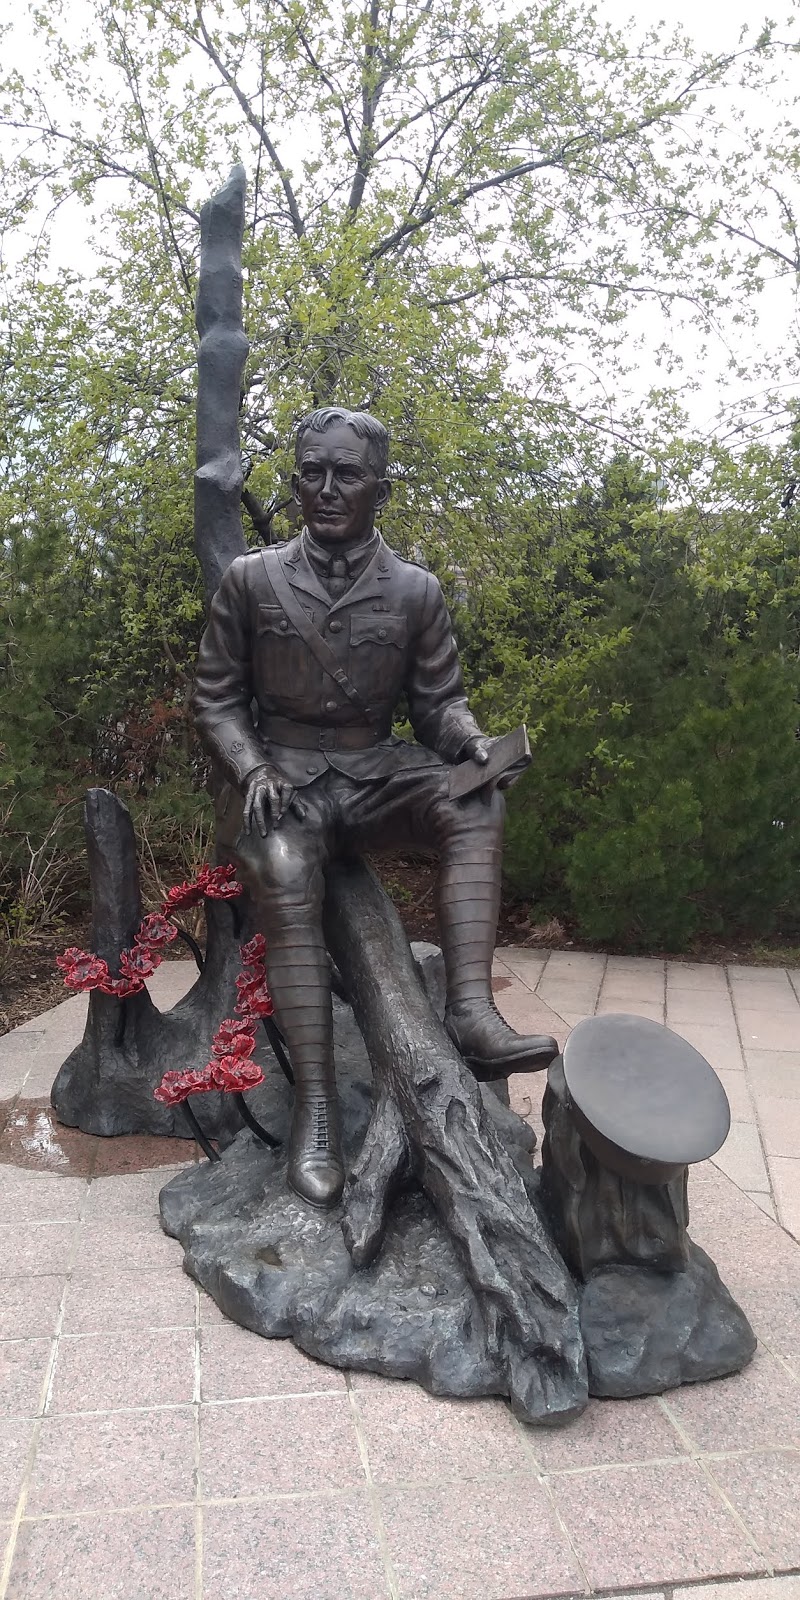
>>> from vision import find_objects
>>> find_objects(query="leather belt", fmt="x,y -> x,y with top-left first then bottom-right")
258,715 -> 390,751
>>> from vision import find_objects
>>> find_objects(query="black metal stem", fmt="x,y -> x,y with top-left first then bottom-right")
174,925 -> 205,973
181,1099 -> 221,1161
262,1014 -> 294,1086
229,900 -> 243,939
233,1092 -> 281,1149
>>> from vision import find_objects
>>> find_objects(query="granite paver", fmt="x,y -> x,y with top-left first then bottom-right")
0,950 -> 796,1596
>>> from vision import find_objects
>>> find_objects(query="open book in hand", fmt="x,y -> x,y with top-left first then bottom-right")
448,725 -> 532,801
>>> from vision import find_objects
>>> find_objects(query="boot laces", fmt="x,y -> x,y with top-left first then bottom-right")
313,1098 -> 330,1148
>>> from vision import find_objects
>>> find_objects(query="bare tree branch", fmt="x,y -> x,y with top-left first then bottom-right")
108,15 -> 195,305
192,0 -> 307,242
0,118 -> 201,222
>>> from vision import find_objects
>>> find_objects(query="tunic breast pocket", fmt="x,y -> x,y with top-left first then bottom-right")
349,613 -> 407,701
256,604 -> 309,702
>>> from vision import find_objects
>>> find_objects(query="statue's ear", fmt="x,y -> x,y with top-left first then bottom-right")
375,476 -> 391,512
291,471 -> 301,506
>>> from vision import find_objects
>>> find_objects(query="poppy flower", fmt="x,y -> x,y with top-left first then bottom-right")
211,1024 -> 257,1059
119,946 -> 161,982
209,1055 -> 265,1093
236,960 -> 266,991
234,978 -> 274,1019
196,863 -> 242,900
160,879 -> 205,913
213,1016 -> 257,1052
56,948 -> 110,992
136,912 -> 178,950
239,933 -> 266,965
98,971 -> 146,998
153,1066 -> 217,1106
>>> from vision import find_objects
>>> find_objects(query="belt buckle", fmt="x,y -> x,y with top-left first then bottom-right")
318,728 -> 337,751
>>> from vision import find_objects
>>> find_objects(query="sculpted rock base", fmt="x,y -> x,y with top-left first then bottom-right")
160,953 -> 545,1413
540,1057 -> 756,1399
580,1245 -> 756,1398
160,961 -> 755,1420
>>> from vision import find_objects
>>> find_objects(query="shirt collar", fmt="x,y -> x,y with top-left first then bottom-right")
303,528 -> 380,579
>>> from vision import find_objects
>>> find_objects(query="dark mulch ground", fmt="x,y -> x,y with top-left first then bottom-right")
1,852 -> 797,1036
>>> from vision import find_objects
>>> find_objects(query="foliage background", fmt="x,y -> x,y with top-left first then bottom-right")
1,0 -> 799,953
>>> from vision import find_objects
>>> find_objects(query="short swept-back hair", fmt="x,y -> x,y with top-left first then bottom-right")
294,407 -> 390,477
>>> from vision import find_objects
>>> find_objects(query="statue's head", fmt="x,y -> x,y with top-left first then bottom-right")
292,406 -> 391,546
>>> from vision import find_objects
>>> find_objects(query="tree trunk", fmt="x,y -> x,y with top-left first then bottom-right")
324,858 -> 588,1426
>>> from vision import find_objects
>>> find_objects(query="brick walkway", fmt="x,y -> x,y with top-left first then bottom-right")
0,951 -> 797,1599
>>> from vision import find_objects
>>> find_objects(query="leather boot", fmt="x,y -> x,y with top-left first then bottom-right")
438,838 -> 558,1079
444,998 -> 558,1079
289,1088 -> 344,1209
264,924 -> 344,1209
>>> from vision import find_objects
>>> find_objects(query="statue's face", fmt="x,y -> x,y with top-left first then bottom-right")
292,423 -> 390,546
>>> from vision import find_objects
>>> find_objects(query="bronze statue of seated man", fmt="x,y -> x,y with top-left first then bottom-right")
192,406 -> 557,1208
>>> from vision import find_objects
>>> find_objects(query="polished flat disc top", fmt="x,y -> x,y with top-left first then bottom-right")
562,1013 -> 730,1167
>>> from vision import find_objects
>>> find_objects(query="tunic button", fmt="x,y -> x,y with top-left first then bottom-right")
279,619 -> 289,631
306,765 -> 319,775
328,619 -> 342,633
378,628 -> 387,639
325,699 -> 337,712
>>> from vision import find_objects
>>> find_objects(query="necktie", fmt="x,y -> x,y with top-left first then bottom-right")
327,555 -> 349,599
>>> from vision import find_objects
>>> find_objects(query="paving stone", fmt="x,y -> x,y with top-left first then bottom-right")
0,1416 -> 36,1516
739,1280 -> 800,1376
0,1277 -> 64,1341
380,1478 -> 585,1599
494,985 -> 566,1037
60,1270 -> 196,1335
668,964 -> 727,991
754,1097 -> 800,1158
200,1325 -> 346,1402
661,1348 -> 800,1453
768,1157 -> 800,1240
667,991 -> 736,1027
498,949 -> 549,987
669,1023 -> 744,1073
715,1071 -> 755,1123
596,999 -> 665,1023
48,1328 -> 195,1414
0,1222 -> 78,1278
28,1406 -> 196,1513
540,951 -> 606,978
548,1458 -> 761,1589
201,1394 -> 364,1499
353,1383 -> 530,1486
525,1395 -> 686,1473
7,1506 -> 196,1600
600,967 -> 665,1001
712,1123 -> 770,1194
737,1011 -> 800,1053
0,1171 -> 87,1223
83,1168 -> 191,1221
202,1493 -> 390,1600
0,1340 -> 53,1418
746,1051 -> 800,1099
728,967 -> 792,984
731,977 -> 800,1013
674,1581 -> 800,1600
535,982 -> 600,1017
72,1217 -> 183,1274
709,1450 -> 800,1570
